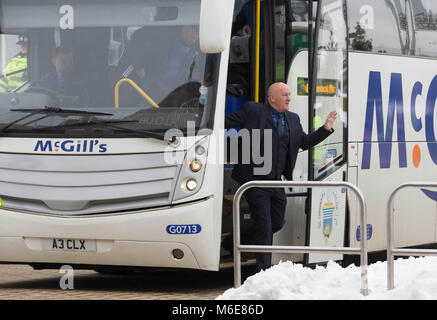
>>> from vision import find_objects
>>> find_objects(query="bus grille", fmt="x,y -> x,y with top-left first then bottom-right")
0,153 -> 181,215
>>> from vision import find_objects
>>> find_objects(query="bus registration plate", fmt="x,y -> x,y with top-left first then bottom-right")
42,238 -> 96,252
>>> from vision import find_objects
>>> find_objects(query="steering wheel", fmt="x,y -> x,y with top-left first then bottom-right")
24,86 -> 62,105
24,86 -> 64,103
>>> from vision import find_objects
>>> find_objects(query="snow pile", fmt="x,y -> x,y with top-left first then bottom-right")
217,257 -> 437,300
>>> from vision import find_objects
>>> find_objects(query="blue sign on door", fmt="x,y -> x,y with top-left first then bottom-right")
356,224 -> 373,241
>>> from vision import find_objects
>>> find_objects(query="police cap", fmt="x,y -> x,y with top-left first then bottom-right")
16,35 -> 27,46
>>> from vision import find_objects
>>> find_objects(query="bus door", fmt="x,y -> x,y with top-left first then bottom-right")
221,0 -> 262,264
306,0 -> 348,264
270,0 -> 348,265
270,0 -> 317,264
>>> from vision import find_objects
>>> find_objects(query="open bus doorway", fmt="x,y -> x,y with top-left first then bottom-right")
220,0 -> 333,268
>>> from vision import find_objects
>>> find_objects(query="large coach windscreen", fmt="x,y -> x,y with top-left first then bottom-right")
0,0 -> 219,138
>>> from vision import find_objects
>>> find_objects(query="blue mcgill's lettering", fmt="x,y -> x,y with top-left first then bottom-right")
426,75 -> 437,166
362,72 -> 406,169
361,71 -> 437,201
34,140 -> 53,152
34,139 -> 108,153
362,71 -> 437,169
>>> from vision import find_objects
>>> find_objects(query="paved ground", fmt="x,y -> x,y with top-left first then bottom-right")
0,264 -> 255,300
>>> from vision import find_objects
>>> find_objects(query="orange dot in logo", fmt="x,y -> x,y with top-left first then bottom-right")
55,148 -> 59,152
412,144 -> 421,168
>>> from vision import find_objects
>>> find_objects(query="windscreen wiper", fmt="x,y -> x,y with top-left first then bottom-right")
32,119 -> 173,142
10,106 -> 113,116
0,106 -> 113,133
83,121 -> 173,142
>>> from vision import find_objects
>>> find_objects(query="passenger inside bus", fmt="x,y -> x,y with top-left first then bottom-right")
128,25 -> 202,106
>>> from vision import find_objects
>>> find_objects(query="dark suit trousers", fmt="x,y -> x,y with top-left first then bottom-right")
244,187 -> 287,272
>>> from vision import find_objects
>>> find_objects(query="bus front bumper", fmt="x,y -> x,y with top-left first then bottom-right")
0,196 -> 221,271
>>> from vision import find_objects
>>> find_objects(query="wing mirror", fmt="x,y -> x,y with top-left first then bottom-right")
199,0 -> 235,53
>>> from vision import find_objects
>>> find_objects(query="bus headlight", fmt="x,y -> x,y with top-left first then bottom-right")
172,136 -> 209,202
189,159 -> 202,172
185,178 -> 198,191
195,145 -> 206,156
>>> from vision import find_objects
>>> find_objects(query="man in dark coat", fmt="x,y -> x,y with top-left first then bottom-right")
225,82 -> 337,272
38,46 -> 75,95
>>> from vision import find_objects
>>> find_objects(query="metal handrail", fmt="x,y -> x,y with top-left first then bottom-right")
233,180 -> 369,296
114,78 -> 160,109
387,182 -> 437,290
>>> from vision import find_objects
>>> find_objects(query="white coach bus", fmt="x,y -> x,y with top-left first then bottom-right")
0,0 -> 436,272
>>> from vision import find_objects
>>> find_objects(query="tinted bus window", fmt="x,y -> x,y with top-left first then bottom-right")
348,0 -> 409,55
274,0 -> 287,82
287,1 -> 312,70
275,1 -> 314,83
411,0 -> 437,57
